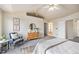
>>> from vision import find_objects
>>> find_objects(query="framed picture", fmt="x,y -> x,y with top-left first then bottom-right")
13,17 -> 20,32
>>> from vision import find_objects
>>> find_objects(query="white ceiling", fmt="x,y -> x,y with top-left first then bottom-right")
0,4 -> 79,20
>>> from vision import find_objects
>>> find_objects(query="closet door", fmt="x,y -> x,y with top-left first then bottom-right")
66,20 -> 74,39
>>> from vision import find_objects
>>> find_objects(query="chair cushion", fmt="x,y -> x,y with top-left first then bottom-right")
11,33 -> 18,39
13,39 -> 23,44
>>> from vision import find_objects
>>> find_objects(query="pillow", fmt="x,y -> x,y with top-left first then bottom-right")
11,33 -> 18,39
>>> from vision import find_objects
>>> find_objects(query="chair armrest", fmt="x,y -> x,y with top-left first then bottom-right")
9,39 -> 13,45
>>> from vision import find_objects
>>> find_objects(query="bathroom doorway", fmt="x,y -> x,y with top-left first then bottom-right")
44,23 -> 48,36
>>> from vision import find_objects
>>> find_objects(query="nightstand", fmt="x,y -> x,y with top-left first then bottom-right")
0,40 -> 9,53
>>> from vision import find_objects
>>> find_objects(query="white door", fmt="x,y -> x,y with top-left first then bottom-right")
66,20 -> 74,39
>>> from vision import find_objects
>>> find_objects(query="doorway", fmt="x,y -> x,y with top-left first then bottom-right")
44,23 -> 48,36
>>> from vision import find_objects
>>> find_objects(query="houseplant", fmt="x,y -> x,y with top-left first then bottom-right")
0,34 -> 7,41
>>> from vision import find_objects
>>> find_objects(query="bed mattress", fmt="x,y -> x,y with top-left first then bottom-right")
33,38 -> 67,54
46,41 -> 79,54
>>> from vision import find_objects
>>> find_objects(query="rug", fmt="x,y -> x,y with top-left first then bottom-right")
20,46 -> 35,54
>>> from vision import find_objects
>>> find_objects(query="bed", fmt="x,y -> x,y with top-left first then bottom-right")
33,38 -> 79,54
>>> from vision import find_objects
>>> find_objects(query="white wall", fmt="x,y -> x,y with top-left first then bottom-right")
52,12 -> 79,39
3,12 -> 44,39
76,20 -> 79,36
3,11 -> 79,39
0,9 -> 3,36
53,20 -> 66,38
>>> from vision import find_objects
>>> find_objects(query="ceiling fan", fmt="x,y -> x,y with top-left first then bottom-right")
44,4 -> 61,11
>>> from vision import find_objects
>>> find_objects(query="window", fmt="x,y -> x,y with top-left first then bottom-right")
48,22 -> 53,36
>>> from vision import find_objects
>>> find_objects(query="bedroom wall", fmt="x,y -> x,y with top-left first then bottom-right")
53,20 -> 66,38
52,12 -> 79,39
0,9 -> 3,36
3,12 -> 44,39
76,20 -> 79,36
77,20 -> 79,36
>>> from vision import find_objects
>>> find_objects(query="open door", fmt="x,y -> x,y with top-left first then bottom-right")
44,23 -> 48,36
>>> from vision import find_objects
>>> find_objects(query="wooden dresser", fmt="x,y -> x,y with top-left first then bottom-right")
27,32 -> 39,40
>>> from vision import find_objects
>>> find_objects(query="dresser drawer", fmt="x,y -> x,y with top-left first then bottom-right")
27,32 -> 39,40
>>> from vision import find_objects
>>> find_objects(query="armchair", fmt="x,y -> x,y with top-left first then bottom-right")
9,32 -> 24,47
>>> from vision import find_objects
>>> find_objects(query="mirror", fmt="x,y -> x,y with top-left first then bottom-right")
29,23 -> 36,30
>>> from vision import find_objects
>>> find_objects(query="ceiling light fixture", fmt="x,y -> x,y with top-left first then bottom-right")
48,4 -> 59,11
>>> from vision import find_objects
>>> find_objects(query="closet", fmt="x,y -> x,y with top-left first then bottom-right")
66,20 -> 77,39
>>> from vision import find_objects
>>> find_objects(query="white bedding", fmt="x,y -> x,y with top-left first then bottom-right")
46,41 -> 79,54
33,38 -> 67,54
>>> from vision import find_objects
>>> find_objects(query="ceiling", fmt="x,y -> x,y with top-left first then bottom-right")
0,4 -> 79,20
